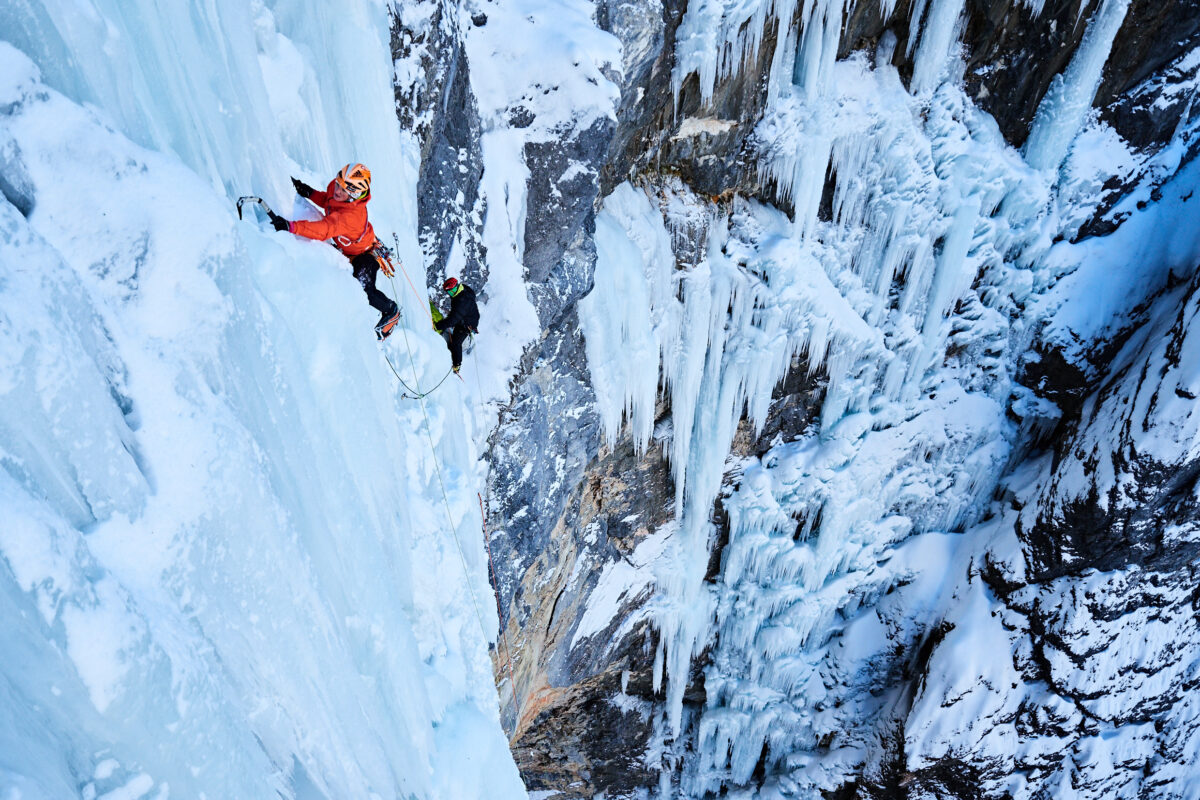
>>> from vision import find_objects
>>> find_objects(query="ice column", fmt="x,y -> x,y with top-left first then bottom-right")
579,184 -> 680,453
1023,0 -> 1132,172
909,0 -> 966,93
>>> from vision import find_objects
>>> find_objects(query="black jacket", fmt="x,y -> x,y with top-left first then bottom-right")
437,284 -> 480,331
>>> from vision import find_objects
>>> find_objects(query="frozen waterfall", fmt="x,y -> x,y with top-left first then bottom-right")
0,3 -> 525,799
580,0 -> 1200,795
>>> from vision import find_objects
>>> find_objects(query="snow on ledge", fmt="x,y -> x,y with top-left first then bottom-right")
672,117 -> 738,140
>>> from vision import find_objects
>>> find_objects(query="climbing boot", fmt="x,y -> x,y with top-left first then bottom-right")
375,308 -> 400,340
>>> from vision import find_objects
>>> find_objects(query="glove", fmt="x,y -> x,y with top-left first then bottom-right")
268,211 -> 289,232
291,177 -> 315,198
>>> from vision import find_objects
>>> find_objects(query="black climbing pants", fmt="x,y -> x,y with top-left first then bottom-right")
446,324 -> 472,368
350,252 -> 397,317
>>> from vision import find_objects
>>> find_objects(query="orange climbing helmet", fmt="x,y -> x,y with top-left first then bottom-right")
336,163 -> 371,200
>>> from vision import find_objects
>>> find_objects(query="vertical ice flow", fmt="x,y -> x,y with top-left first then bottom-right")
909,0 -> 966,93
0,2 -> 525,799
1023,0 -> 1133,172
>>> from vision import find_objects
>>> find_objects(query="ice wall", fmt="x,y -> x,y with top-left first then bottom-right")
0,2 -> 524,798
583,179 -> 882,747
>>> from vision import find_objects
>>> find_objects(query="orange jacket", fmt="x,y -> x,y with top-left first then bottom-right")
288,179 -> 377,256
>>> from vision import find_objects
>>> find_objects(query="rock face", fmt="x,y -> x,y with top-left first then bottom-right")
844,0 -> 1200,151
499,420 -> 673,796
391,0 -> 1200,797
521,117 -> 612,327
392,0 -> 487,290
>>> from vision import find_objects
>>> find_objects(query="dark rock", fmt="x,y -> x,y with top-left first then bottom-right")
957,0 -> 1200,149
839,0 -> 1200,154
0,135 -> 34,218
1022,274 -> 1200,581
522,116 -> 614,327
495,364 -> 676,796
1095,0 -> 1200,121
730,354 -> 826,459
596,0 -> 680,195
597,0 -> 775,203
511,639 -> 659,799
507,105 -> 535,129
392,3 -> 488,289
488,314 -> 604,618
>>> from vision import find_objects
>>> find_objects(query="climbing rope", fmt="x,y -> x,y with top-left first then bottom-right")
379,338 -> 455,399
378,238 -> 456,401
369,241 -> 492,658
393,232 -> 436,327
395,310 -> 496,675
381,237 -> 522,729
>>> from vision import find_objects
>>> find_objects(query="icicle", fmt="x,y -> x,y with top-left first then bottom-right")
906,0 -> 933,57
579,184 -> 679,453
1022,0 -> 1133,173
904,196 -> 982,393
791,1 -> 844,99
672,0 -> 803,109
909,0 -> 966,94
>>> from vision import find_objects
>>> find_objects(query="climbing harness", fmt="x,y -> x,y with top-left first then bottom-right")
378,236 -> 456,400
371,240 -> 396,277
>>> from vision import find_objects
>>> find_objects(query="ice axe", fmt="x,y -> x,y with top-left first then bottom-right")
236,195 -> 274,221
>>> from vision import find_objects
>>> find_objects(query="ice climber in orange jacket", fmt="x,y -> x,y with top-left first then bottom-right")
268,163 -> 400,339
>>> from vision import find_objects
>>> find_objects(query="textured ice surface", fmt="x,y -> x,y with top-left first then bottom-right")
581,0 -> 1200,794
0,4 -> 524,797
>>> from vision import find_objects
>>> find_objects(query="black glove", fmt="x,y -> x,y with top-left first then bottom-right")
291,177 -> 315,198
268,211 -> 289,232
434,320 -> 445,333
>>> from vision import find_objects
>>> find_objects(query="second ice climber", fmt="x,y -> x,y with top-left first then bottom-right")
434,277 -> 479,373
268,163 -> 401,340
